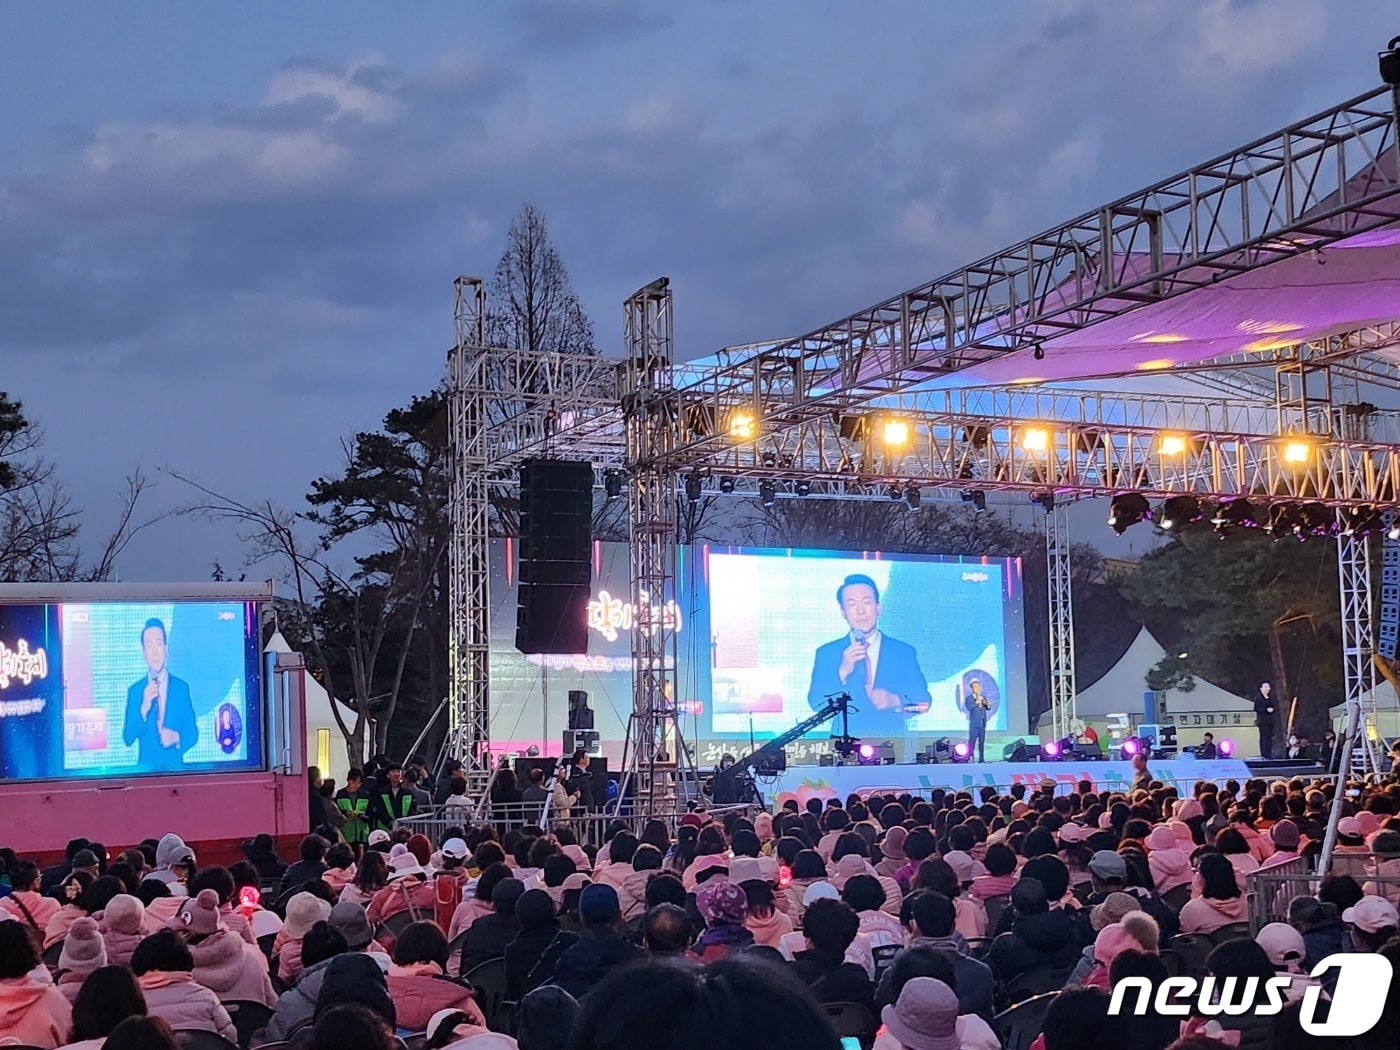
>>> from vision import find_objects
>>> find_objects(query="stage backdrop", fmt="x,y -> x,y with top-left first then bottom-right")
484,541 -> 1029,765
763,758 -> 1254,805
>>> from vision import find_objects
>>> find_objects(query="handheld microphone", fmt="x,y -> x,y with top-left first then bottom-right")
851,629 -> 867,645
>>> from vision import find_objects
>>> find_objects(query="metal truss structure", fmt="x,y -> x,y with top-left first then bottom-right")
1045,504 -> 1077,741
444,81 -> 1400,794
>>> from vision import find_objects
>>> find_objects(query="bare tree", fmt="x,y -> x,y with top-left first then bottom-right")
487,203 -> 595,356
0,393 -> 167,582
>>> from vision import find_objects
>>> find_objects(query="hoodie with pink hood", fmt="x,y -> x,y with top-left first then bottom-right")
1144,826 -> 1193,896
0,975 -> 71,1050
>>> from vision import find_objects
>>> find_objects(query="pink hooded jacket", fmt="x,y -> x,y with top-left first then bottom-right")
0,891 -> 60,932
745,908 -> 795,948
188,929 -> 278,1007
1178,893 -> 1248,934
1146,845 -> 1193,896
0,976 -> 72,1050
138,972 -> 236,1042
97,899 -> 148,968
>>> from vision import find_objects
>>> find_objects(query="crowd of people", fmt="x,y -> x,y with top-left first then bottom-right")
3,757 -> 1400,1050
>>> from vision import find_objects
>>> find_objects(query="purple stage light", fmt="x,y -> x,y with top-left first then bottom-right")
859,744 -> 875,759
954,743 -> 970,758
1122,737 -> 1140,757
1219,739 -> 1233,757
1042,741 -> 1060,757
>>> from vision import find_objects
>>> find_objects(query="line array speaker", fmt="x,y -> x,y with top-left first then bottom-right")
516,459 -> 593,654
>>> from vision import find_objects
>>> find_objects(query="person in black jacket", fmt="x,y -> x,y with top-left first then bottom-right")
460,878 -> 526,974
505,889 -> 571,999
985,878 -> 1081,988
551,884 -> 642,1000
1252,681 -> 1277,758
279,835 -> 329,897
241,834 -> 286,881
789,898 -> 874,1011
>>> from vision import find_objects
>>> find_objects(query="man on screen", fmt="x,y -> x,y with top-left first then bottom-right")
122,618 -> 199,771
806,574 -> 931,737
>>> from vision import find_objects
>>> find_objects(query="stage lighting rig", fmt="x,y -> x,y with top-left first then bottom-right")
718,476 -> 735,494
887,483 -> 903,501
1041,740 -> 1061,760
604,470 -> 624,500
833,736 -> 861,762
1211,498 -> 1258,532
761,450 -> 778,468
684,473 -> 703,502
795,478 -> 812,497
905,485 -> 922,509
1030,492 -> 1055,513
1157,495 -> 1201,531
1120,736 -> 1142,760
1108,493 -> 1151,534
758,479 -> 776,506
1342,505 -> 1383,537
951,742 -> 972,764
729,411 -> 757,441
961,489 -> 987,512
1218,738 -> 1234,757
1381,36 -> 1400,86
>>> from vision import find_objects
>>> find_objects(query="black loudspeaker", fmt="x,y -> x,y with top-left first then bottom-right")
568,689 -> 594,730
1380,527 -> 1400,660
1010,743 -> 1042,762
516,459 -> 593,654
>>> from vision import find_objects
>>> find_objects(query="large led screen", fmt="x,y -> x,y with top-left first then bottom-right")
696,548 -> 1027,743
0,601 -> 264,782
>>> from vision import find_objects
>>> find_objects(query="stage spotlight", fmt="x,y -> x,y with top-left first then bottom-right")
1042,740 -> 1060,759
1282,438 -> 1311,465
961,489 -> 987,512
1218,738 -> 1234,757
1157,434 -> 1188,456
963,425 -> 990,448
1121,737 -> 1142,759
718,476 -> 735,494
794,478 -> 812,497
1211,498 -> 1259,531
952,742 -> 971,763
1157,495 -> 1201,531
905,485 -> 922,510
888,483 -> 903,501
1389,519 -> 1400,541
760,450 -> 777,468
858,743 -> 877,764
1383,35 -> 1400,86
604,470 -> 624,500
758,479 -> 776,506
1030,492 -> 1055,512
883,418 -> 911,447
1263,502 -> 1301,537
1296,502 -> 1332,537
1108,493 -> 1151,534
1342,505 -> 1383,537
729,412 -> 757,441
1021,426 -> 1050,453
684,474 -> 703,502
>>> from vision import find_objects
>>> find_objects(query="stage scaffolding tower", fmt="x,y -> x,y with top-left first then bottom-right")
445,277 -> 494,778
1046,503 -> 1076,742
615,278 -> 698,812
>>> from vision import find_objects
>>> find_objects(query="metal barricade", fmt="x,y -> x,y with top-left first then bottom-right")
1244,855 -> 1316,933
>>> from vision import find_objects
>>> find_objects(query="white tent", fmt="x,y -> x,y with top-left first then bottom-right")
265,630 -> 350,781
1073,627 -> 1250,747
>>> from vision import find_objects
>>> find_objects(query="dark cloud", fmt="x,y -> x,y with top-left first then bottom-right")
1,0 -> 1392,577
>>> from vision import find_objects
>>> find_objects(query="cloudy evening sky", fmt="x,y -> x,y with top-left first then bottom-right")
2,0 -> 1398,579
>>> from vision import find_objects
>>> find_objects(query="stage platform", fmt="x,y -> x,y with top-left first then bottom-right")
762,757 -> 1254,804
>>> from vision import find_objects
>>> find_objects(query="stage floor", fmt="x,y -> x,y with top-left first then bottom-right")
761,757 -> 1254,804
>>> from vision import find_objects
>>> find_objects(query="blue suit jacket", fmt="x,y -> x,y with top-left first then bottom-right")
807,633 -> 931,738
122,674 -> 199,771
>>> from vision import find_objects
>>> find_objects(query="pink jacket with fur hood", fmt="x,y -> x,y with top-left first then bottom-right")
188,929 -> 277,1007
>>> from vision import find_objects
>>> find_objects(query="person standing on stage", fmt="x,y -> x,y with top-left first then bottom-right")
1252,681 -> 1277,759
1196,732 -> 1217,760
959,675 -> 993,762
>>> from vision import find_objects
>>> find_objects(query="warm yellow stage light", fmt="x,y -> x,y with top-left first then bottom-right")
1282,439 -> 1311,465
729,412 -> 756,440
1158,434 -> 1187,456
1021,427 -> 1050,453
882,418 -> 911,446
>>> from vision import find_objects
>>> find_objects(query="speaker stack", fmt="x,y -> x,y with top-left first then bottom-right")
515,459 -> 593,654
1380,519 -> 1400,661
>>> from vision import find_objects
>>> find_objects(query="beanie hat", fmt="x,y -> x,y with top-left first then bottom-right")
696,878 -> 748,926
406,834 -> 432,867
58,917 -> 107,974
285,892 -> 333,940
316,953 -> 396,1026
1270,820 -> 1301,850
492,878 -> 526,913
1120,911 -> 1160,952
72,849 -> 100,869
104,894 -> 146,935
171,888 -> 224,938
328,902 -> 374,951
515,889 -> 557,929
578,883 -> 621,925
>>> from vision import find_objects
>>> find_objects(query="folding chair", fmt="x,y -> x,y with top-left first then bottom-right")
174,1032 -> 239,1050
993,991 -> 1060,1050
224,1000 -> 275,1050
822,1002 -> 878,1050
463,956 -> 512,1033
